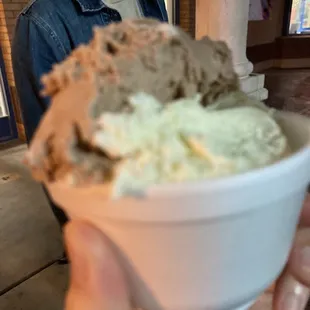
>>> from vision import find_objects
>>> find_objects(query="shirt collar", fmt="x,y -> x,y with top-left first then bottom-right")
74,0 -> 106,12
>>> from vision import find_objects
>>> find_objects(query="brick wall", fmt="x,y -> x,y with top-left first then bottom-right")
179,0 -> 196,37
0,0 -> 27,141
0,1 -> 28,85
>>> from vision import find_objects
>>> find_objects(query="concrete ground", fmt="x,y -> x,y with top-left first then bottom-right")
0,141 -> 67,310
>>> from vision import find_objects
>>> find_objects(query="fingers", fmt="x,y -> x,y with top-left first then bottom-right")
273,227 -> 310,310
299,194 -> 310,227
64,221 -> 130,310
288,228 -> 310,288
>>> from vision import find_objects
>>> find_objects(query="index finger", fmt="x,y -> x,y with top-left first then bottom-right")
65,221 -> 130,310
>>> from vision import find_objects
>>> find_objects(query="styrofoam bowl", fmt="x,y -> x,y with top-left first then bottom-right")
47,111 -> 310,310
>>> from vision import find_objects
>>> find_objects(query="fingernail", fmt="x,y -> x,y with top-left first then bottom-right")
278,276 -> 309,310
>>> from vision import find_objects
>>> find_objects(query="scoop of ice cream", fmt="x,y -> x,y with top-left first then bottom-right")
25,19 -> 240,184
89,93 -> 289,197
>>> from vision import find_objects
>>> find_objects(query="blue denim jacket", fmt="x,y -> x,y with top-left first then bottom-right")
12,0 -> 168,142
12,0 -> 167,230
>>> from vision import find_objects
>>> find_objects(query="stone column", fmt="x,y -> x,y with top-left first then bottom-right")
196,0 -> 268,101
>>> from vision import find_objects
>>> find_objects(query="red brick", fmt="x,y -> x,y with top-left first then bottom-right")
1,39 -> 11,47
0,25 -> 8,33
12,11 -> 22,18
5,18 -> 16,26
0,32 -> 10,40
3,4 -> 23,10
5,65 -> 14,74
3,11 -> 14,18
3,54 -> 12,61
7,72 -> 15,80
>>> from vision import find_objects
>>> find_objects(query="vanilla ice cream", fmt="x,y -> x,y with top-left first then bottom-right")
92,92 -> 289,197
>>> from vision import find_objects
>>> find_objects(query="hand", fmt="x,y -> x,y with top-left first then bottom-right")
252,193 -> 310,310
64,221 -> 130,310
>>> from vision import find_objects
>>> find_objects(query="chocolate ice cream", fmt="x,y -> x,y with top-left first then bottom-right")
25,19 -> 241,185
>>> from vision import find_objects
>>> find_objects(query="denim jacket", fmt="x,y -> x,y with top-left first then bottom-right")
12,0 -> 168,142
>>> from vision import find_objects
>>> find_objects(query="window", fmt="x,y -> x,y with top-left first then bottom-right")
287,0 -> 310,34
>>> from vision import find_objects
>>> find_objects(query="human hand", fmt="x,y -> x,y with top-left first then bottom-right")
64,221 -> 130,310
252,193 -> 310,310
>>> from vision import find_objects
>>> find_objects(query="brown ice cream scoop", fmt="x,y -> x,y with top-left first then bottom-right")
25,19 -> 240,185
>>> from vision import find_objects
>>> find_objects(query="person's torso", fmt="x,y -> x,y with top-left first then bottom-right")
104,0 -> 143,19
12,0 -> 168,142
20,0 -> 168,59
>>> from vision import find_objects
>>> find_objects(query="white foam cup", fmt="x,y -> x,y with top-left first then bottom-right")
47,111 -> 310,310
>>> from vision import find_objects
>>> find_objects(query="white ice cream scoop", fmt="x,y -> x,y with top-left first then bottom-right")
47,111 -> 310,310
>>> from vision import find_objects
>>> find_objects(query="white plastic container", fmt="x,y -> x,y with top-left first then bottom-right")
47,111 -> 310,310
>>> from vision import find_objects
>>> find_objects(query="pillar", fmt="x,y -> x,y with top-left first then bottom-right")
196,0 -> 268,101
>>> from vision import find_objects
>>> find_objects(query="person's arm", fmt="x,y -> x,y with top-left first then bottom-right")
12,13 -> 67,142
12,13 -> 69,229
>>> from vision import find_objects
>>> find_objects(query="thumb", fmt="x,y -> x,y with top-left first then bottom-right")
64,221 -> 130,310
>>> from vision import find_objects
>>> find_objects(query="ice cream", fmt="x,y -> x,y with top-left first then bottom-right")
25,19 -> 289,197
93,92 -> 288,197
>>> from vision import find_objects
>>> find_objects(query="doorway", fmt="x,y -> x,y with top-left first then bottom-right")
0,46 -> 17,143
